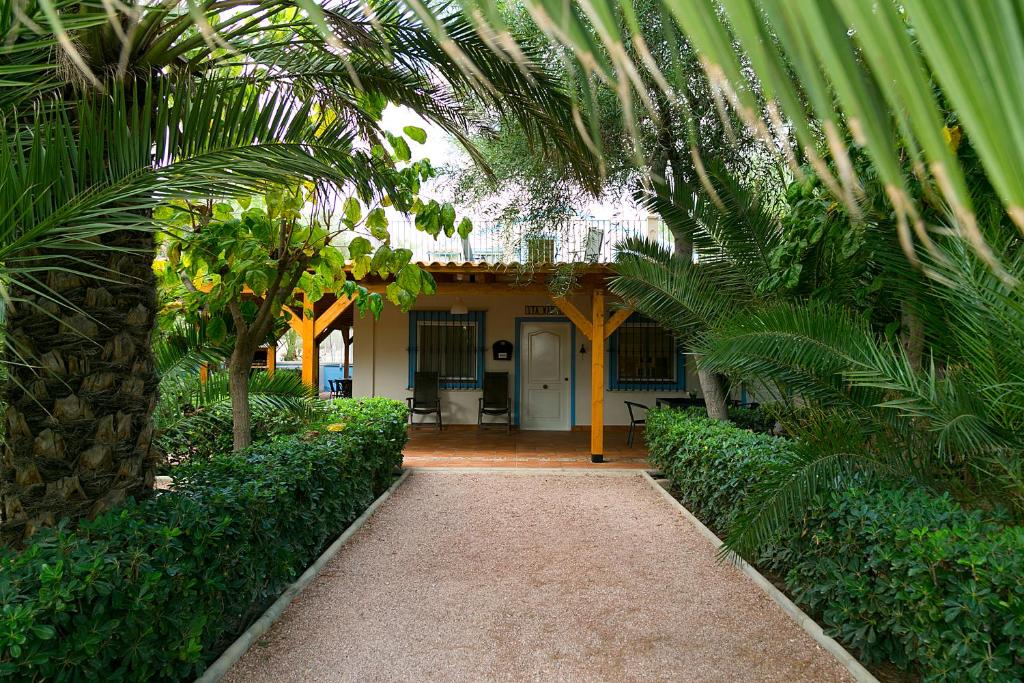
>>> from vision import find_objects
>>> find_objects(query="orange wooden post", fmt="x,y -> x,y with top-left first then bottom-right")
199,363 -> 209,384
590,289 -> 605,463
300,295 -> 319,389
265,341 -> 276,376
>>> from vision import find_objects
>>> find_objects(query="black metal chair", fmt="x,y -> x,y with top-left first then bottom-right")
478,372 -> 511,432
340,378 -> 353,398
407,371 -> 442,430
328,378 -> 342,398
625,401 -> 649,447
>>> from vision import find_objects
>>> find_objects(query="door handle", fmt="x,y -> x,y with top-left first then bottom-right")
542,384 -> 548,389
564,377 -> 569,381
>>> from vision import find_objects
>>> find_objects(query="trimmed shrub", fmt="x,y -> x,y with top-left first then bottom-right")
645,408 -> 793,533
646,409 -> 1024,682
785,486 -> 1024,680
0,399 -> 407,682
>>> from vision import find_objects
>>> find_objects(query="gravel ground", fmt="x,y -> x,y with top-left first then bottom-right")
225,471 -> 853,683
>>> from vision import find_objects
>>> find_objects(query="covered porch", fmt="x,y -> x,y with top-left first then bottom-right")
402,426 -> 649,469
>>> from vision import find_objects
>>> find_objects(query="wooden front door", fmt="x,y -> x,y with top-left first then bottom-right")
520,322 -> 571,430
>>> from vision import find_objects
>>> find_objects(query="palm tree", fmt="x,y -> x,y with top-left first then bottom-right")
608,163 -> 784,418
698,233 -> 1024,556
443,1 -> 1024,267
0,0 -> 595,543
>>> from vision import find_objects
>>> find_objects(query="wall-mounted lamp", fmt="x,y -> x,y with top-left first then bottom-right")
450,299 -> 468,315
579,343 -> 587,355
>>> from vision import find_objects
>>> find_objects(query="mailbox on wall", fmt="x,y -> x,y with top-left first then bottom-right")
492,340 -> 513,361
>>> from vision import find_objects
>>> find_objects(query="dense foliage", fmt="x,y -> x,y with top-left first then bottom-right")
646,409 -> 1024,681
156,399 -> 311,467
645,409 -> 791,535
0,399 -> 407,682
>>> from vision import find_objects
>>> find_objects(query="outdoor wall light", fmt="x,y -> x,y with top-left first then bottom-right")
579,343 -> 587,355
450,299 -> 469,315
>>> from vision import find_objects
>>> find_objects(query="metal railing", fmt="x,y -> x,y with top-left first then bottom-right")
364,217 -> 671,265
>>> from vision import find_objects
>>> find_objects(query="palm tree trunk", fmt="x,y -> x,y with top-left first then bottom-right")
901,303 -> 925,371
1,231 -> 159,544
697,362 -> 729,420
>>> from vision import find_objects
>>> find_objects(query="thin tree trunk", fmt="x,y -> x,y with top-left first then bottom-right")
1,231 -> 159,544
228,348 -> 254,451
223,260 -> 304,452
901,303 -> 925,372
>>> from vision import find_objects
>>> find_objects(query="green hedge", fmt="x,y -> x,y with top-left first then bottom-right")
0,398 -> 407,682
645,408 -> 1024,682
645,409 -> 791,533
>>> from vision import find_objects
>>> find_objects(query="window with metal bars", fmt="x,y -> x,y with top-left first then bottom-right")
407,311 -> 485,389
608,315 -> 685,391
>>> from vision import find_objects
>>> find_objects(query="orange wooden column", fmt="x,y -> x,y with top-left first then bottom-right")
265,341 -> 276,376
300,295 -> 319,389
590,289 -> 605,462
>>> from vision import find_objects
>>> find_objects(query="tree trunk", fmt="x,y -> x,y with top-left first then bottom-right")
228,348 -> 255,452
696,360 -> 729,421
901,303 -> 925,372
1,231 -> 159,545
674,234 -> 694,263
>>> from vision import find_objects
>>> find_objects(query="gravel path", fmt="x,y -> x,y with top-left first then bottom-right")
225,471 -> 853,682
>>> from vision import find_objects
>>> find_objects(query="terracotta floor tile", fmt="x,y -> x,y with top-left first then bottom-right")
403,427 -> 649,470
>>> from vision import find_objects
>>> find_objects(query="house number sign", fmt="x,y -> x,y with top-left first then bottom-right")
525,305 -> 560,316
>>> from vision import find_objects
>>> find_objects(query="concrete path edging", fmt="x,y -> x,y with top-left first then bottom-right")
195,469 -> 413,683
640,471 -> 878,683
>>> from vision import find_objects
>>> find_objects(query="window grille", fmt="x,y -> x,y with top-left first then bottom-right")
408,311 -> 485,389
608,315 -> 685,391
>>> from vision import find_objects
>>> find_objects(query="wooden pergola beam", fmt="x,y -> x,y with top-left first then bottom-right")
550,296 -> 593,340
282,304 -> 305,336
314,295 -> 354,339
604,308 -> 632,339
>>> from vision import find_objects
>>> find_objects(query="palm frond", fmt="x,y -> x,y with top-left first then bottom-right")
609,236 -> 746,339
155,370 -> 319,437
153,322 -> 232,382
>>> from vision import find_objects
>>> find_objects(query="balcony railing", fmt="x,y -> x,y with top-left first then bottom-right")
368,217 -> 671,265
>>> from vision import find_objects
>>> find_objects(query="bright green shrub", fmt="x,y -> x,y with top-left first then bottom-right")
0,399 -> 407,682
646,409 -> 1024,682
644,408 -> 793,533
322,397 -> 408,492
785,486 -> 1024,681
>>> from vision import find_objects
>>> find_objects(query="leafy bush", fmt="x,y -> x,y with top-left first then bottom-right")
785,486 -> 1024,680
0,399 -> 407,682
674,404 -> 776,434
157,400 -> 311,466
645,408 -> 792,533
727,405 -> 775,433
646,409 -> 1024,682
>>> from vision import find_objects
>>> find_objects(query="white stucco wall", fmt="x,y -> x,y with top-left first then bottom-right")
352,291 -> 709,426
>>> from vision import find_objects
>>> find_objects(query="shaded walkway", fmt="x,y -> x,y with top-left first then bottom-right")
226,471 -> 851,682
